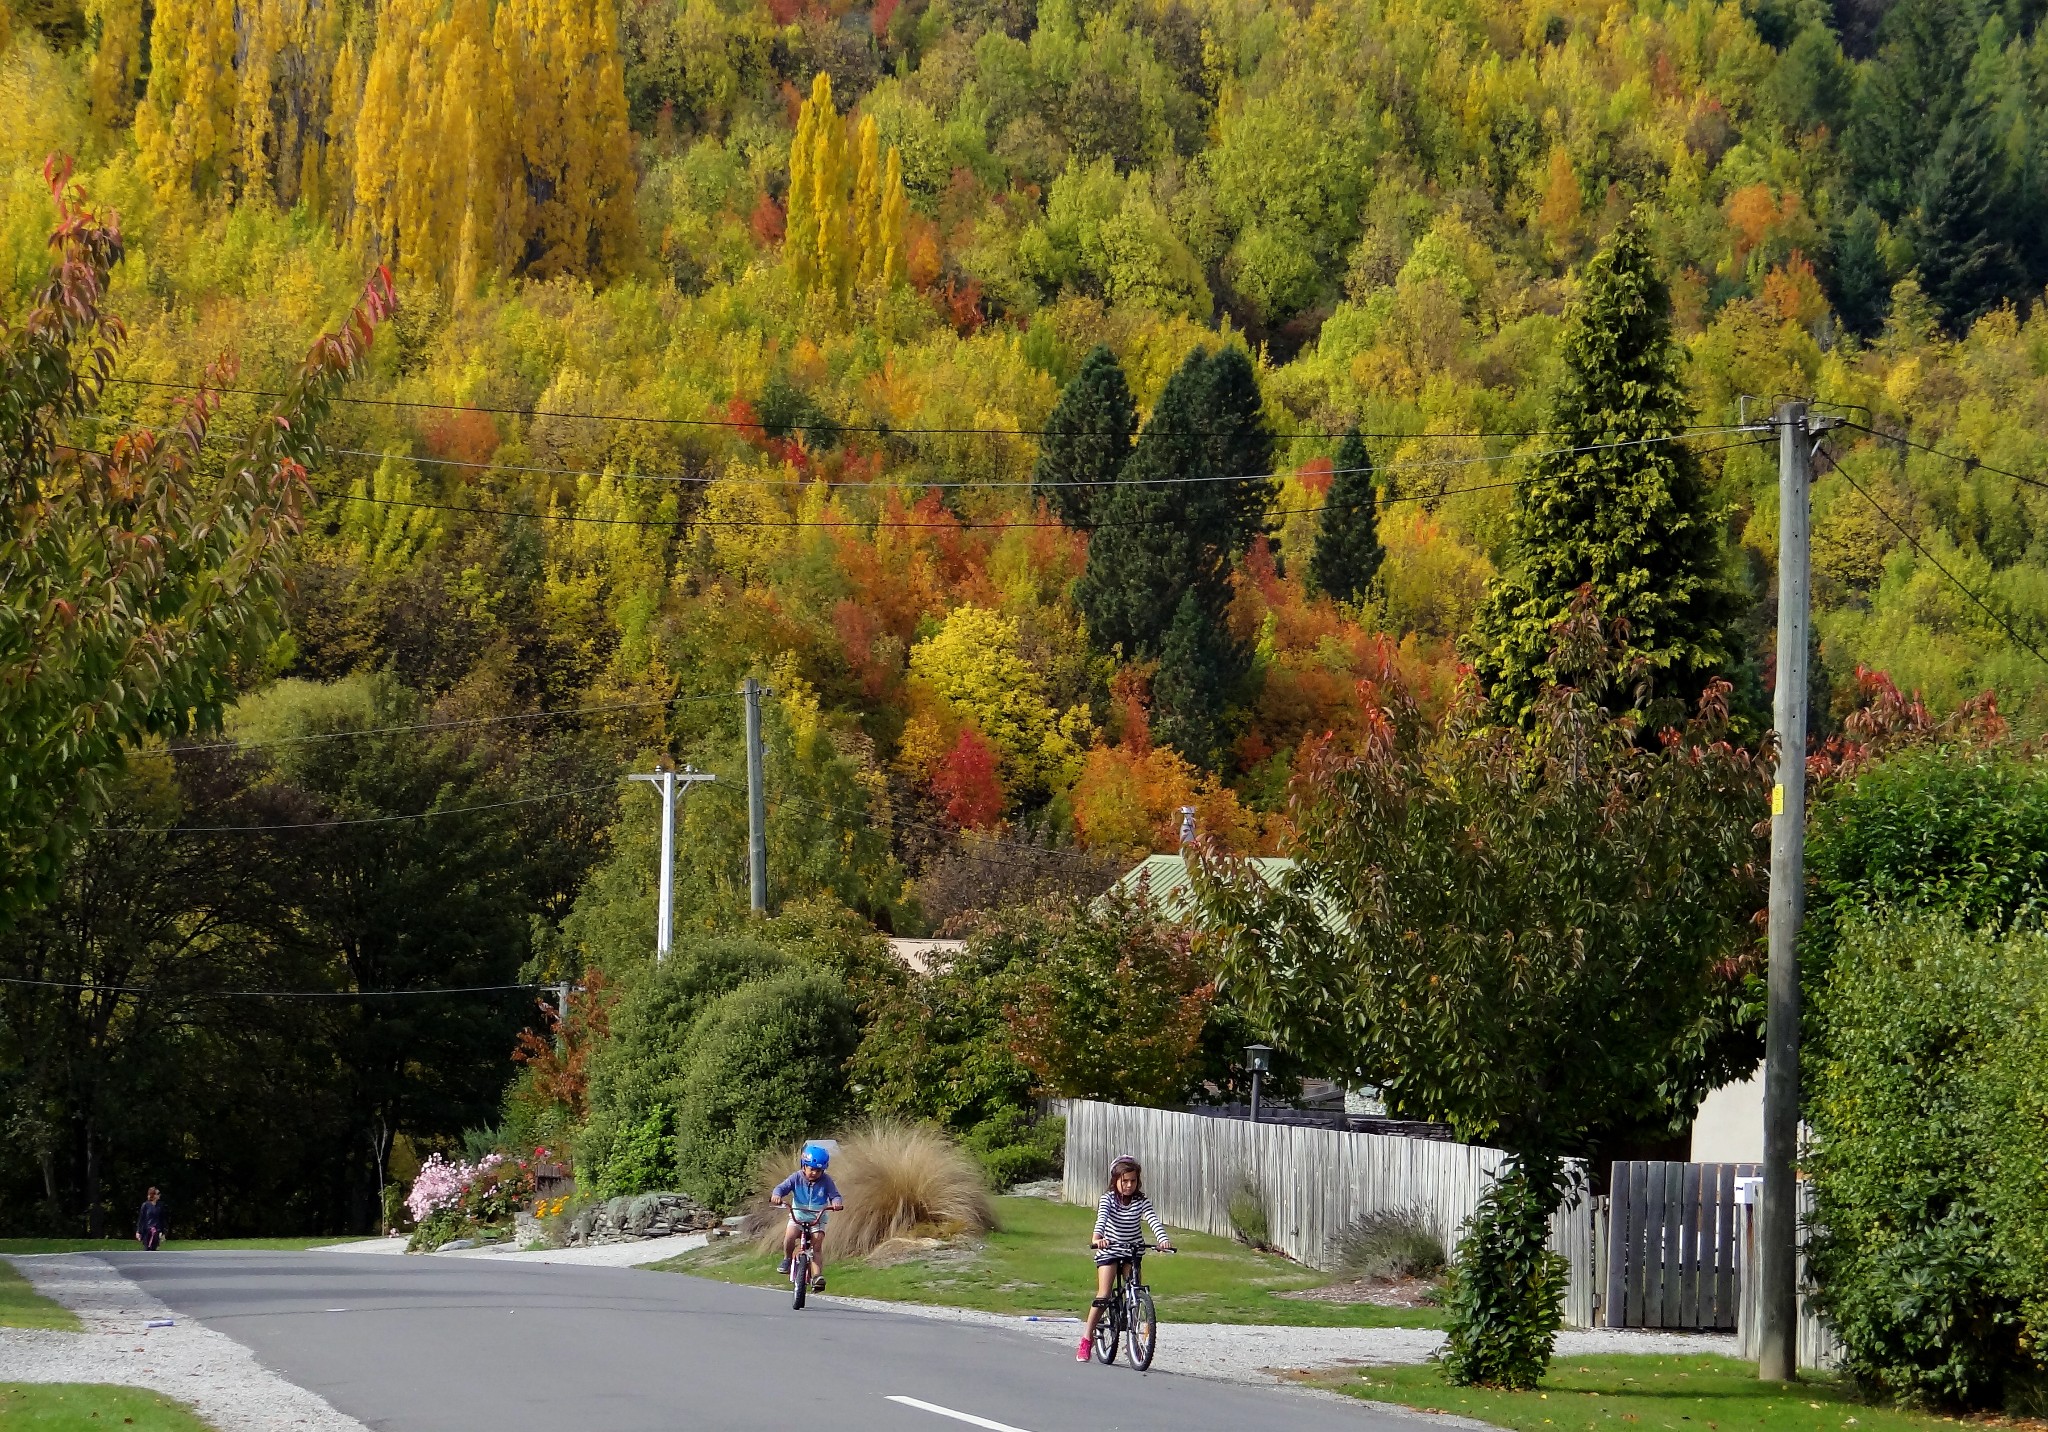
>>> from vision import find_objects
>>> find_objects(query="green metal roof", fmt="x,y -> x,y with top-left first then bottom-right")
1099,853 -> 1298,922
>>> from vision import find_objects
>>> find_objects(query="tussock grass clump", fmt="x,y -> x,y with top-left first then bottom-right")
1334,1205 -> 1447,1281
1228,1180 -> 1271,1249
745,1120 -> 996,1261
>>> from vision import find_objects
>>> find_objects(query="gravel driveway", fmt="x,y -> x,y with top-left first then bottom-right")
1,1254 -> 368,1431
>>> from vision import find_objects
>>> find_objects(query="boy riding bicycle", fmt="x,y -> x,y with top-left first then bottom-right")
771,1142 -> 844,1292
1081,1154 -> 1172,1361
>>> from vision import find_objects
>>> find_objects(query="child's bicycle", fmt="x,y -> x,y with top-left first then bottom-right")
788,1205 -> 826,1310
1091,1243 -> 1171,1369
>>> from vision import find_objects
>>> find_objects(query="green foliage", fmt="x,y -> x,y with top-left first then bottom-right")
1468,223 -> 1743,731
1807,916 -> 2048,1410
1228,1181 -> 1271,1248
1078,345 -> 1274,659
577,933 -> 790,1189
1032,344 -> 1136,529
1309,429 -> 1383,605
1193,607 -> 1767,1163
960,1109 -> 1064,1191
1004,892 -> 1217,1107
0,166 -> 389,924
1438,1158 -> 1570,1390
1910,99 -> 2025,337
1828,205 -> 1893,339
1152,587 -> 1243,774
1805,748 -> 2048,977
673,966 -> 859,1209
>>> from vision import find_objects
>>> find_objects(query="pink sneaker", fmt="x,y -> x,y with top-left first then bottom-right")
1076,1336 -> 1091,1362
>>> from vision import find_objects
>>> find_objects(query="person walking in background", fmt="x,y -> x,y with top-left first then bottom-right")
136,1187 -> 167,1250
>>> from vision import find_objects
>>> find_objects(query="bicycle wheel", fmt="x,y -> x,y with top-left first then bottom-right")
1091,1286 -> 1120,1364
1126,1285 -> 1157,1370
792,1250 -> 810,1310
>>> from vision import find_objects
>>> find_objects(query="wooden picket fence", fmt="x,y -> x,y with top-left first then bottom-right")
1060,1099 -> 1506,1272
1603,1160 -> 1754,1330
1734,1181 -> 1843,1370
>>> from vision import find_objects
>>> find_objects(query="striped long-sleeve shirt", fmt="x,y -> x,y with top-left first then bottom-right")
1094,1192 -> 1168,1249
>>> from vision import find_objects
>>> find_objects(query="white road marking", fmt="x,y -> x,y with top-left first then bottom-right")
886,1394 -> 1039,1431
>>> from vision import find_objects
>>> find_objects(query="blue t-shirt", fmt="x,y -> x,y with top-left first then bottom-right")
774,1171 -> 841,1210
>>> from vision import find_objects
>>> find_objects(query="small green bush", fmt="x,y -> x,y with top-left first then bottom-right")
1334,1206 -> 1447,1281
1439,1159 -> 1568,1389
674,967 -> 860,1209
1228,1180 -> 1271,1248
963,1109 -> 1064,1190
1808,914 -> 2048,1411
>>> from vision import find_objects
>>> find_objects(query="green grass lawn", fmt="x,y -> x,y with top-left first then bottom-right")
0,1385 -> 216,1430
0,1237 -> 374,1255
0,1262 -> 80,1331
662,1195 -> 1443,1328
1309,1354 -> 1964,1432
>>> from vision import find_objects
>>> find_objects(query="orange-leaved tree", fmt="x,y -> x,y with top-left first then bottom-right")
0,156 -> 395,924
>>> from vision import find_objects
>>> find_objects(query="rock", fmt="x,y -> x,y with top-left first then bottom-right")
571,1191 -> 720,1245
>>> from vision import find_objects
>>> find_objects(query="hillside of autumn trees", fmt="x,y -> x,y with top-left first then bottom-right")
6,0 -> 2048,931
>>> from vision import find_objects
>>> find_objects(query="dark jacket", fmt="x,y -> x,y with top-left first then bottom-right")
137,1199 -> 167,1237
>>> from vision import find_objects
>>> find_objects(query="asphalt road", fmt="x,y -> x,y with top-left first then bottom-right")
109,1251 -> 1427,1432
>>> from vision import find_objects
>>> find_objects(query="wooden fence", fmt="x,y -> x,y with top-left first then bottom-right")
1734,1182 -> 1842,1371
1061,1099 -> 1505,1273
1603,1161 -> 1754,1330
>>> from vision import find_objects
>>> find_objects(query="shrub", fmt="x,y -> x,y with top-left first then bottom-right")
1808,914 -> 2048,1411
747,1122 -> 996,1261
576,934 -> 791,1186
963,1109 -> 1064,1190
674,967 -> 860,1209
1227,1180 -> 1271,1249
1439,1160 -> 1569,1390
1333,1206 -> 1447,1281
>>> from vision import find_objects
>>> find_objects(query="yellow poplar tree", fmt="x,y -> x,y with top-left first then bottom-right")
234,0 -> 282,203
135,0 -> 238,204
785,82 -> 820,292
319,32 -> 363,228
853,113 -> 881,289
87,0 -> 144,130
812,97 -> 853,304
878,145 -> 909,288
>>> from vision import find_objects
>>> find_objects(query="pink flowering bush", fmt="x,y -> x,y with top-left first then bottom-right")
405,1153 -> 500,1224
404,1147 -> 552,1251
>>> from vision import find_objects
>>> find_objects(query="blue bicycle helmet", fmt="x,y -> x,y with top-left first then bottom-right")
800,1142 -> 831,1170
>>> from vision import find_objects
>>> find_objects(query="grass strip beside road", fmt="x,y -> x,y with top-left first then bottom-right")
665,1194 -> 1444,1328
0,1385 -> 217,1430
0,1237 -> 375,1254
0,1262 -> 80,1331
1308,1354 -> 1969,1432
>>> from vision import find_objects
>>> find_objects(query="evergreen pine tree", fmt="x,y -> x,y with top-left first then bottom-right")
1827,204 -> 1892,339
1309,429 -> 1383,604
1079,345 -> 1276,660
1152,587 -> 1246,774
1911,98 -> 2024,336
1467,221 -> 1742,730
1033,344 -> 1137,530
1841,0 -> 1974,220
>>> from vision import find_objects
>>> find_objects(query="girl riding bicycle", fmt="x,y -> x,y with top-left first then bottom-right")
1080,1154 -> 1172,1361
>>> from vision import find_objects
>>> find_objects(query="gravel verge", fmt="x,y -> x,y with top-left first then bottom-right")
310,1233 -> 709,1267
796,1291 -> 1736,1386
0,1254 -> 368,1431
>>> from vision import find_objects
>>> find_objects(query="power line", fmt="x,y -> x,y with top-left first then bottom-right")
102,373 -> 1558,444
0,975 -> 546,1000
128,690 -> 733,759
103,781 -> 620,834
1841,420 -> 2048,498
306,432 -> 1767,533
1818,449 -> 2048,672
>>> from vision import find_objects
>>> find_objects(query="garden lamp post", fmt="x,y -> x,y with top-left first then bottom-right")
1246,1043 -> 1272,1124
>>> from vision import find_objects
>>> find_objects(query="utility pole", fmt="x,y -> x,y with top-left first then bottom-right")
627,763 -> 715,960
744,678 -> 768,914
1758,401 -> 1814,1382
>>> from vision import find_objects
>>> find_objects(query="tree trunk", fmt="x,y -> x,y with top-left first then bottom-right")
83,1118 -> 103,1238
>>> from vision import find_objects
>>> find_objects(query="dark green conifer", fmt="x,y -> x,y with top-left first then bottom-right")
1032,344 -> 1137,529
1078,346 -> 1275,660
1308,429 -> 1383,605
1827,205 -> 1892,339
1467,222 -> 1742,730
1151,587 -> 1244,773
1911,99 -> 2025,336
